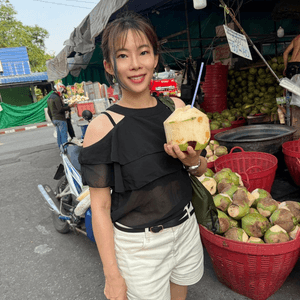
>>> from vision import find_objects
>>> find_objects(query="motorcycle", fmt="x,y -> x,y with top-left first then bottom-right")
38,110 -> 95,242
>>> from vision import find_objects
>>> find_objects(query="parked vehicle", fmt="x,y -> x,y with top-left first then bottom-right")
38,111 -> 95,242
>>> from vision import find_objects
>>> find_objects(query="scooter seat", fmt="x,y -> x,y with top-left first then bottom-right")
65,144 -> 82,173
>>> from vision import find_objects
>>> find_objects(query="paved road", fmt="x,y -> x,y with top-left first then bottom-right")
1,127 -> 299,300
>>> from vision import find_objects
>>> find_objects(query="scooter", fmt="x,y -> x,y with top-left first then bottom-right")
38,110 -> 95,242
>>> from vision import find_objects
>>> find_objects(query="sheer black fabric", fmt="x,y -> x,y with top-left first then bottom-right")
79,99 -> 192,228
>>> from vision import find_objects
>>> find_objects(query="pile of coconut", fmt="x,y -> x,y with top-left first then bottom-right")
205,140 -> 228,163
198,168 -> 300,244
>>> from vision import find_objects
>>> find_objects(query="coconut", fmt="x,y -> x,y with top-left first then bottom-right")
264,225 -> 290,243
217,209 -> 231,234
241,213 -> 270,237
232,187 -> 248,205
247,237 -> 265,244
204,168 -> 215,178
163,105 -> 210,152
235,172 -> 244,186
214,146 -> 228,157
209,140 -> 219,151
269,208 -> 298,232
213,169 -> 232,183
206,148 -> 213,158
217,179 -> 234,194
213,193 -> 232,212
228,216 -> 239,228
257,198 -> 279,217
224,227 -> 249,242
222,184 -> 238,199
228,172 -> 240,186
207,155 -> 218,162
289,224 -> 300,240
228,198 -> 249,220
251,188 -> 272,207
249,207 -> 259,214
199,176 -> 217,195
285,201 -> 300,222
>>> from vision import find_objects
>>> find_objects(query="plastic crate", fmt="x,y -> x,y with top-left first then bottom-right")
199,225 -> 300,300
282,140 -> 300,186
214,146 -> 277,192
76,101 -> 95,117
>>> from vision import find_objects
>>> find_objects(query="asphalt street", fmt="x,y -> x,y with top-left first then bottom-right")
0,124 -> 299,300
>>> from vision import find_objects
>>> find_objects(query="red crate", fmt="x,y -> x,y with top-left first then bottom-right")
76,101 -> 95,117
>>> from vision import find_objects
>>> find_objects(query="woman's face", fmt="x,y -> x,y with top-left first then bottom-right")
105,29 -> 158,95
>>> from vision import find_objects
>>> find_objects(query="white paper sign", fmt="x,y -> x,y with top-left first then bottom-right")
223,25 -> 252,60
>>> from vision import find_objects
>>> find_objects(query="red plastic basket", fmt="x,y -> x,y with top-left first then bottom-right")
207,161 -> 215,173
214,146 -> 278,192
282,140 -> 300,186
76,101 -> 95,117
199,225 -> 300,300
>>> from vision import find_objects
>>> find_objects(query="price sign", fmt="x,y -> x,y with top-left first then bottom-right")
224,25 -> 252,60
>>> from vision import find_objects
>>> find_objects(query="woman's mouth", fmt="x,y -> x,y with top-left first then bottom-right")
129,75 -> 145,83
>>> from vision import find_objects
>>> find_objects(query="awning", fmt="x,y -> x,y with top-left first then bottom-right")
0,71 -> 48,85
46,0 -> 184,82
0,72 -> 48,85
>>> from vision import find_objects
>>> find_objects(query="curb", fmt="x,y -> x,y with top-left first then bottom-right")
0,123 -> 53,135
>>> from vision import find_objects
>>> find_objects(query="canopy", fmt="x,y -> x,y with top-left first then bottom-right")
47,0 -> 184,81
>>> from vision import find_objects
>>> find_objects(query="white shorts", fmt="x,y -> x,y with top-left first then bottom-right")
113,204 -> 204,300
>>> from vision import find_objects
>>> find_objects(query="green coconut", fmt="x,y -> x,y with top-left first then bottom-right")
228,216 -> 239,228
217,209 -> 231,234
213,193 -> 232,212
209,140 -> 219,151
204,168 -> 215,178
247,237 -> 265,244
282,201 -> 300,222
214,146 -> 228,157
249,207 -> 259,214
217,180 -> 234,194
228,198 -> 250,220
198,176 -> 217,195
264,225 -> 290,243
163,105 -> 210,152
289,224 -> 300,240
213,168 -> 232,184
251,188 -> 272,207
269,209 -> 298,232
222,184 -> 238,199
224,227 -> 249,242
228,172 -> 241,186
241,213 -> 270,237
256,198 -> 279,217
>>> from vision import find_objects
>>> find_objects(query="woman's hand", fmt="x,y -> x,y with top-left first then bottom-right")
104,275 -> 127,300
164,142 -> 201,167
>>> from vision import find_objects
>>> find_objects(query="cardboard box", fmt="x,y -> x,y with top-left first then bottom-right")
215,22 -> 237,37
83,82 -> 101,100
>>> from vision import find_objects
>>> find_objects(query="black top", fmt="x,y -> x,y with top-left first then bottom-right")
78,98 -> 192,228
47,92 -> 69,121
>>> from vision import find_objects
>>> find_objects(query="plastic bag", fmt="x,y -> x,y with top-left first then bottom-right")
290,74 -> 300,107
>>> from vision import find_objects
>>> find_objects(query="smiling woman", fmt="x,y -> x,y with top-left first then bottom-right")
79,11 -> 206,300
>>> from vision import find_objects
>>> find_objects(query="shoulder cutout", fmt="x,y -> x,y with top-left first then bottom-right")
83,112 -> 124,147
170,96 -> 186,109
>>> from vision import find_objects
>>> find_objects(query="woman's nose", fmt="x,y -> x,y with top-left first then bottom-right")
130,55 -> 141,70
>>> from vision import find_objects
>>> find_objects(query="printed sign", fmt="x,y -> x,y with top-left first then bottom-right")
276,97 -> 286,104
224,25 -> 252,60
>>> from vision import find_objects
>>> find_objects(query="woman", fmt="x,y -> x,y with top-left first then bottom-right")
79,12 -> 207,300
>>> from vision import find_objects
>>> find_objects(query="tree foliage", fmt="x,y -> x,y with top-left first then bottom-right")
0,0 -> 53,72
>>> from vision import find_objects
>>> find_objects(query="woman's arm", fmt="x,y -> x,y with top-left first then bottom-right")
90,187 -> 127,300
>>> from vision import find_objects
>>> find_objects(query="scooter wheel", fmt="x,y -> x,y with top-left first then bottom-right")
53,176 -> 70,233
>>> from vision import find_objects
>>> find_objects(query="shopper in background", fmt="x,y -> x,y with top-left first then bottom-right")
47,83 -> 73,149
79,11 -> 206,300
283,34 -> 300,79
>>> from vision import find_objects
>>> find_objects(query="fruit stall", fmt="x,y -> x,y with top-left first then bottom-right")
191,56 -> 300,299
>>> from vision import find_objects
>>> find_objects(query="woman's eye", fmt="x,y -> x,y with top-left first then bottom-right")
141,51 -> 149,55
118,54 -> 127,59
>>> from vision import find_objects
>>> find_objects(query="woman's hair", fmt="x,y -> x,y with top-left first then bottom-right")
101,11 -> 160,89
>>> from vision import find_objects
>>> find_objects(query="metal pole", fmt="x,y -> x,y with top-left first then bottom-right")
219,0 -> 280,83
184,0 -> 192,59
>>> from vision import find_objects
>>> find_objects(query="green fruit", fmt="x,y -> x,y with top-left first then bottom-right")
241,213 -> 270,237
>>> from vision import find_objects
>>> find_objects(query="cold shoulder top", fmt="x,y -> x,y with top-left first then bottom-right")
78,98 -> 192,228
